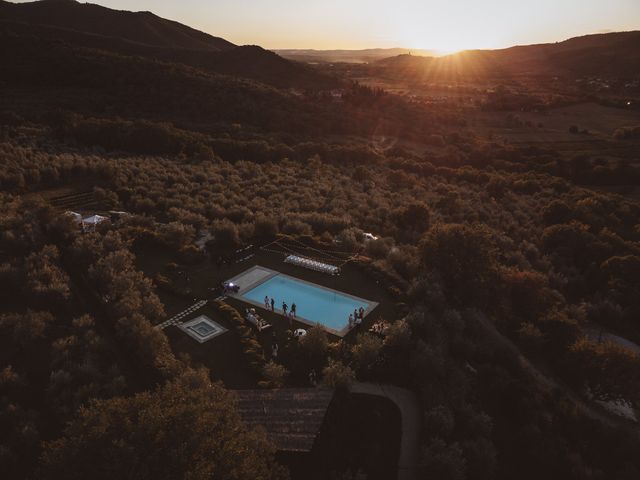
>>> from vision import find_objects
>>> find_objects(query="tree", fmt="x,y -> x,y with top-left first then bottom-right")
0,310 -> 53,347
39,370 -> 288,480
541,222 -> 597,266
424,405 -> 455,439
24,245 -> 71,306
568,338 -> 640,402
542,200 -> 571,225
210,219 -> 241,251
421,438 -> 466,480
397,202 -> 431,233
601,255 -> 640,309
352,165 -> 371,182
383,319 -> 412,350
462,437 -> 496,480
420,224 -> 498,306
537,309 -> 579,355
500,268 -> 560,325
253,215 -> 279,240
299,325 -> 329,371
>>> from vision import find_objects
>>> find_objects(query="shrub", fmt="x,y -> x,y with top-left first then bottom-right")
351,333 -> 383,377
322,360 -> 355,391
259,362 -> 288,389
214,302 -> 266,375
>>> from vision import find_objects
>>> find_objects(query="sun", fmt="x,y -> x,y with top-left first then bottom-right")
406,36 -> 476,57
429,37 -> 482,56
433,47 -> 464,56
402,27 -> 505,57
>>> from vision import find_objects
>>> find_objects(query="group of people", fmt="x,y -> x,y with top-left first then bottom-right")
348,306 -> 366,329
264,295 -> 297,319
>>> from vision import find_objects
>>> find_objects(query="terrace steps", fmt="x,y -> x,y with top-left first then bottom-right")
156,299 -> 208,330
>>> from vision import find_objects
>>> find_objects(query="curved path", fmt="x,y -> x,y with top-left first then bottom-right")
474,314 -> 640,433
350,382 -> 421,480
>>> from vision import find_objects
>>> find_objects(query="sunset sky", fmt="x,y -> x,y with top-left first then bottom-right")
14,0 -> 640,51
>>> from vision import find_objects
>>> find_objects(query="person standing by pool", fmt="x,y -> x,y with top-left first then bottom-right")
264,295 -> 269,309
358,306 -> 364,319
270,297 -> 275,311
348,313 -> 354,328
282,302 -> 288,316
291,302 -> 297,318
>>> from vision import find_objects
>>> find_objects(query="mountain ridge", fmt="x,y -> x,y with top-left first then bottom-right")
373,30 -> 640,78
275,48 -> 438,64
0,0 -> 235,50
0,0 -> 339,89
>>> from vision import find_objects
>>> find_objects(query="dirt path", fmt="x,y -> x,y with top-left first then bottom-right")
350,382 -> 421,480
584,326 -> 640,354
475,314 -> 640,433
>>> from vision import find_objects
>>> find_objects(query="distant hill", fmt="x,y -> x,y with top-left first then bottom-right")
0,16 -> 435,142
0,0 -> 338,89
275,48 -> 438,64
0,0 -> 235,50
374,31 -> 640,79
0,20 -> 319,133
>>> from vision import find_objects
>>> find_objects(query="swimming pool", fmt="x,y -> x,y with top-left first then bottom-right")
238,270 -> 376,335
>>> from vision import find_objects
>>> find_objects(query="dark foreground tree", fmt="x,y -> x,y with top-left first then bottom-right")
39,370 -> 288,480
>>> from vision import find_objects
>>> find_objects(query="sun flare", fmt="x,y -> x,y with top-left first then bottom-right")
432,46 -> 464,56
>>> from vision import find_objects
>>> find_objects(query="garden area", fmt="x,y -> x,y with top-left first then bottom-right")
132,238 -> 400,389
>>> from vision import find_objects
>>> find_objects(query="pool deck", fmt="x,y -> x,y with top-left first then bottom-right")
225,265 -> 378,337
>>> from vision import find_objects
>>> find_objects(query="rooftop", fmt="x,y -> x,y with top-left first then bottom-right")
234,388 -> 334,452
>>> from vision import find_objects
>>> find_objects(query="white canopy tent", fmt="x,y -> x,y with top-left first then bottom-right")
82,214 -> 109,231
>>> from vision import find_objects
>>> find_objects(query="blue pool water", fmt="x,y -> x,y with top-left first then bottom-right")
241,274 -> 371,331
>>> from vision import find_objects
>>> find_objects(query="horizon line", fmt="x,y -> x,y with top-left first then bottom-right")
264,29 -> 638,53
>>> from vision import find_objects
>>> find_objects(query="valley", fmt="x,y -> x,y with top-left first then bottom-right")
1,1 -> 640,479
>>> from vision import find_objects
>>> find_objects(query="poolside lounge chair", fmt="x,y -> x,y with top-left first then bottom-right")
246,312 -> 272,332
284,255 -> 339,275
